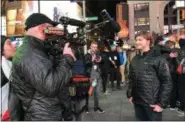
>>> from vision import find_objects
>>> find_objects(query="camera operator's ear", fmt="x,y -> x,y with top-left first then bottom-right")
38,24 -> 48,34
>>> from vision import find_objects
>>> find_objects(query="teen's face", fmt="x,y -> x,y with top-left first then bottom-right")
3,39 -> 16,59
135,36 -> 150,50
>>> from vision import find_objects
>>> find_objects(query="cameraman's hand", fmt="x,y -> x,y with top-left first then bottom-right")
63,43 -> 76,61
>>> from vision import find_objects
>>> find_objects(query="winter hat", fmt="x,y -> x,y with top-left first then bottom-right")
25,13 -> 59,31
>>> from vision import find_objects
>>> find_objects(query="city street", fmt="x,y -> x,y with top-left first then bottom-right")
83,85 -> 184,121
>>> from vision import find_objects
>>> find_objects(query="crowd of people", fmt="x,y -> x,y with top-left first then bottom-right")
1,13 -> 185,121
83,30 -> 185,121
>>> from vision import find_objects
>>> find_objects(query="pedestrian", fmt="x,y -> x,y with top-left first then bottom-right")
117,46 -> 127,85
9,13 -> 76,121
127,31 -> 172,121
176,38 -> 185,117
1,35 -> 16,121
84,41 -> 105,113
164,40 -> 179,110
109,44 -> 121,91
100,45 -> 111,95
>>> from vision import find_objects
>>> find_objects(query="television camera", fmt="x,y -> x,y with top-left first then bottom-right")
43,16 -> 86,57
43,9 -> 120,57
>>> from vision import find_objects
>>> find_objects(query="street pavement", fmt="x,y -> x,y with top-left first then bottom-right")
82,84 -> 184,121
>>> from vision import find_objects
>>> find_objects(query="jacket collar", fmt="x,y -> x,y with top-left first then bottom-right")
139,49 -> 152,57
1,56 -> 12,80
26,36 -> 50,53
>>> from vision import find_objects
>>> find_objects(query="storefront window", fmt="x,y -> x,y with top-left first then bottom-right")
6,1 -> 38,37
134,3 -> 149,11
134,3 -> 150,32
134,17 -> 150,26
134,18 -> 138,26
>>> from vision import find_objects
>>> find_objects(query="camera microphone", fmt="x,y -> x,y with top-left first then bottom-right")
100,9 -> 121,33
59,16 -> 86,27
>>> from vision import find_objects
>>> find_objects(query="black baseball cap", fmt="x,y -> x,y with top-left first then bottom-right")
25,13 -> 59,31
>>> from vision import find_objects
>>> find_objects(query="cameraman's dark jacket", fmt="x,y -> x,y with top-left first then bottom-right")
127,49 -> 172,108
9,36 -> 74,121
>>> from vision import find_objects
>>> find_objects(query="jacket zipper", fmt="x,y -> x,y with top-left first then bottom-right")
135,57 -> 139,89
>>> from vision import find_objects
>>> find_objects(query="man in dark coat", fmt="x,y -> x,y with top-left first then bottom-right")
127,31 -> 172,121
109,44 -> 121,90
9,13 -> 76,121
177,38 -> 185,116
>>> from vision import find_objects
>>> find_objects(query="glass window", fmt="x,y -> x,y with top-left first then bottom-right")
146,17 -> 150,25
137,18 -> 145,25
134,4 -> 137,11
137,4 -> 141,11
137,17 -> 149,26
134,3 -> 149,11
134,18 -> 138,26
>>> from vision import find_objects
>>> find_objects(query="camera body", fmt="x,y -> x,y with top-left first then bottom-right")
44,20 -> 86,57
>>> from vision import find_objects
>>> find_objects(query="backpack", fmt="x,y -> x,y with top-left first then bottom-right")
72,60 -> 86,75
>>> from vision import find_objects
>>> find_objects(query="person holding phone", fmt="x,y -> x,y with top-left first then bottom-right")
84,41 -> 105,113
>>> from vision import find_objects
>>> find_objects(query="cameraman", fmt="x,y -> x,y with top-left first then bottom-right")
9,13 -> 76,121
84,41 -> 105,113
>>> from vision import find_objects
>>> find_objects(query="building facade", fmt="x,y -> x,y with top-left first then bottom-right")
127,1 -> 169,40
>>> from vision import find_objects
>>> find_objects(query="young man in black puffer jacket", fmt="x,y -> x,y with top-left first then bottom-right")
127,31 -> 172,121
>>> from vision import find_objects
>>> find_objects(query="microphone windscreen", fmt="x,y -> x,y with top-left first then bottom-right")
109,19 -> 121,33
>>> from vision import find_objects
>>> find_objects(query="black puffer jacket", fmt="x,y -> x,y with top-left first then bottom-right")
84,53 -> 93,77
127,49 -> 172,108
84,52 -> 101,77
9,36 -> 74,121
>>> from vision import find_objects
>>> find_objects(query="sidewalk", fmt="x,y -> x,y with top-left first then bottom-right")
82,85 -> 184,121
